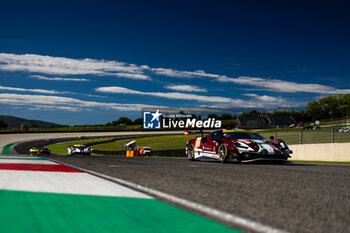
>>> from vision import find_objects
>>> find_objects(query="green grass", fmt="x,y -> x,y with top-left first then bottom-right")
92,135 -> 200,151
258,126 -> 350,145
46,135 -> 198,155
45,125 -> 350,156
0,190 -> 241,233
46,127 -> 350,156
47,138 -> 116,155
1,142 -> 14,154
46,135 -> 197,155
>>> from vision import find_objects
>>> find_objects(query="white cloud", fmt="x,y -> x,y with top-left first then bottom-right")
2,52 -> 349,95
27,105 -> 83,112
216,76 -> 350,94
0,84 -> 105,98
151,68 -> 221,79
150,67 -> 350,95
0,90 -> 294,113
0,85 -> 71,95
96,86 -> 240,103
95,86 -> 291,107
243,93 -> 285,103
164,84 -> 207,93
0,53 -> 151,80
30,75 -> 90,82
112,73 -> 150,80
150,67 -> 350,94
0,93 -> 165,112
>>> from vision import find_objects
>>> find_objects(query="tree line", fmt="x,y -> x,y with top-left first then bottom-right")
110,94 -> 350,126
237,94 -> 350,122
1,94 -> 349,129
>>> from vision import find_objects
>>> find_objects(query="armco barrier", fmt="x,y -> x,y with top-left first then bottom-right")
58,143 -> 350,162
289,142 -> 350,162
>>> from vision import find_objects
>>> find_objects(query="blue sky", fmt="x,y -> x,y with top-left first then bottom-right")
0,0 -> 349,125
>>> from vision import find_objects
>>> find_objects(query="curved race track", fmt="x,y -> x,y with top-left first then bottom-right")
13,136 -> 350,233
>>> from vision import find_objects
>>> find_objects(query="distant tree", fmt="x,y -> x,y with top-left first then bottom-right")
207,114 -> 219,119
291,110 -> 312,123
339,94 -> 350,117
219,114 -> 234,120
21,123 -> 30,131
235,94 -> 350,124
113,117 -> 132,126
306,94 -> 350,120
0,120 -> 8,129
176,111 -> 188,120
48,124 -> 62,128
133,118 -> 143,125
240,110 -> 268,123
241,110 -> 261,117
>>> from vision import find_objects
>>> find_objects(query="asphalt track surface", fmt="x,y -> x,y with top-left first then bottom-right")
14,138 -> 350,233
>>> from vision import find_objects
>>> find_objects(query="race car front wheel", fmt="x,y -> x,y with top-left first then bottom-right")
187,143 -> 195,161
218,143 -> 227,163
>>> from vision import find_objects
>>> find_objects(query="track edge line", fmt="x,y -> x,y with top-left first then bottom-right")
45,157 -> 288,233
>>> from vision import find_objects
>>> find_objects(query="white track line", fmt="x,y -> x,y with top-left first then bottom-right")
0,170 -> 151,198
48,158 -> 289,233
0,159 -> 56,164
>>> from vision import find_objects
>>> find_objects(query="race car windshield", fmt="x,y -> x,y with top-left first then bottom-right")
225,132 -> 265,140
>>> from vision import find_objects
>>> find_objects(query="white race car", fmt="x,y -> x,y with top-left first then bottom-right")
339,126 -> 350,133
67,144 -> 92,156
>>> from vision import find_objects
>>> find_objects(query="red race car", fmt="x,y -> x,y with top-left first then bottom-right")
186,130 -> 292,163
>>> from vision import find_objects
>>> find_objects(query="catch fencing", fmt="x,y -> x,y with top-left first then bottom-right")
260,126 -> 350,145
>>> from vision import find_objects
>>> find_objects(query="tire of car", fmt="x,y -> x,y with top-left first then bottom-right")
218,143 -> 227,163
187,143 -> 195,161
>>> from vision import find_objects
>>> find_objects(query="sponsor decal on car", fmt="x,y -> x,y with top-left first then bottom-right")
195,138 -> 201,148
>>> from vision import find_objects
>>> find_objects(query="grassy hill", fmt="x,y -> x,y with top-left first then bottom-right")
0,115 -> 60,128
